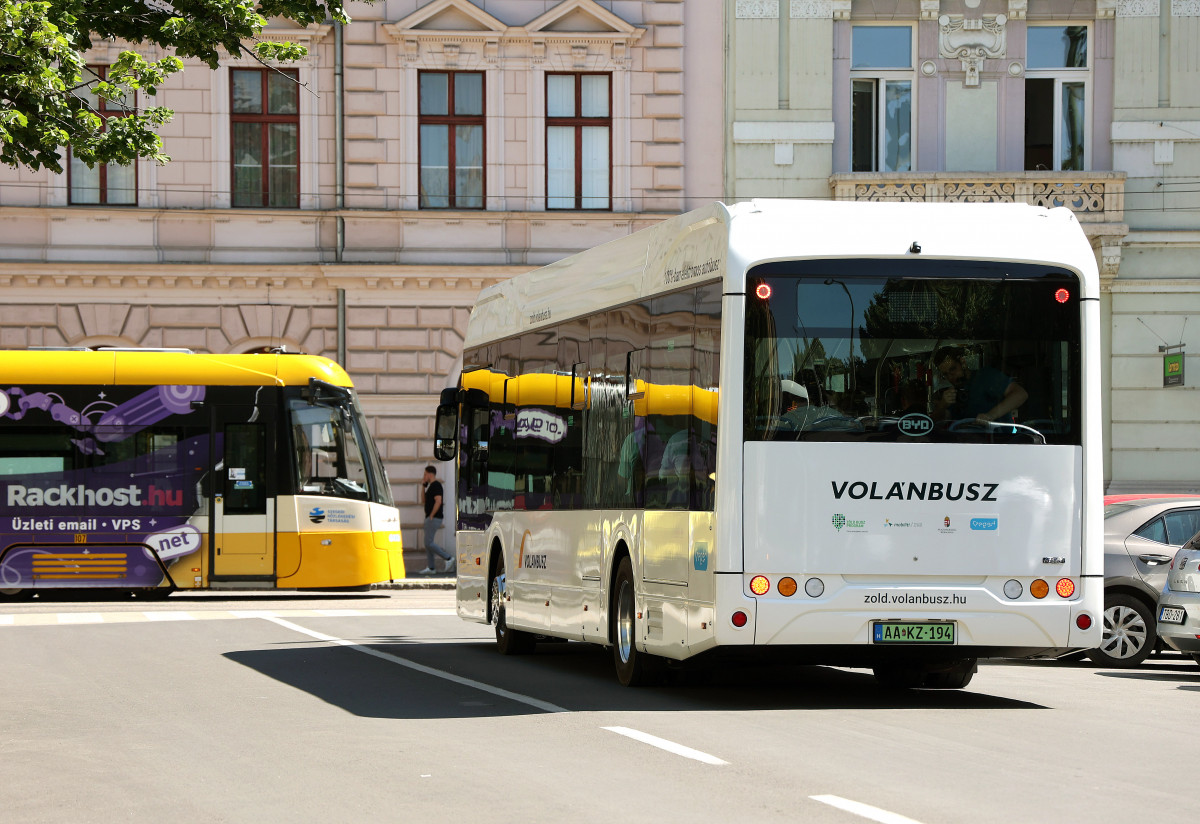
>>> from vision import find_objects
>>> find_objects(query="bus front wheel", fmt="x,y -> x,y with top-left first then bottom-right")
611,557 -> 665,687
490,556 -> 534,655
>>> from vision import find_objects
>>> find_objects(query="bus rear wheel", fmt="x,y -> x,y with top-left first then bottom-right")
611,557 -> 665,687
873,658 -> 976,689
490,556 -> 534,655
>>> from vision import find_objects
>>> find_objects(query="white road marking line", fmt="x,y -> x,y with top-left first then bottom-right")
602,726 -> 728,765
260,615 -> 569,714
143,612 -> 195,621
0,607 -> 457,628
56,613 -> 103,624
809,795 -> 926,824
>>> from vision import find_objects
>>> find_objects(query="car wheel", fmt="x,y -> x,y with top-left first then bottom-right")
1087,593 -> 1155,668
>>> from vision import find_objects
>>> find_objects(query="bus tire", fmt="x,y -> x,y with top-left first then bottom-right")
1087,592 -> 1154,668
922,658 -> 977,689
872,663 -> 925,689
611,556 -> 665,687
490,555 -> 534,656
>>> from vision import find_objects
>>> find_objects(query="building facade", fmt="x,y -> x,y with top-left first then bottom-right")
727,0 -> 1199,491
0,0 -> 725,546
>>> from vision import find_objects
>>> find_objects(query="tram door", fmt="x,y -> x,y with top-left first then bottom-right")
209,407 -> 276,580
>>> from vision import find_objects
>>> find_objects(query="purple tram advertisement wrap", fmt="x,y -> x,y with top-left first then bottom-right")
0,383 -> 219,591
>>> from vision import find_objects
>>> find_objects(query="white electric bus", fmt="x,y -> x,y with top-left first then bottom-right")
434,199 -> 1103,687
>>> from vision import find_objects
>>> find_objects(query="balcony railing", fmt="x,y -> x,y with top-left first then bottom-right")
829,171 -> 1125,226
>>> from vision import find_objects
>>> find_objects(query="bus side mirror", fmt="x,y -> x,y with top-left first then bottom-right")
433,403 -> 458,462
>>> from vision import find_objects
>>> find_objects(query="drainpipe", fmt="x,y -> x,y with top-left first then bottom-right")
337,287 -> 347,367
335,18 -> 346,261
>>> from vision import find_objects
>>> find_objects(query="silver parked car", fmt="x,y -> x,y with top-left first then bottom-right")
1095,495 -> 1200,667
1156,532 -> 1200,666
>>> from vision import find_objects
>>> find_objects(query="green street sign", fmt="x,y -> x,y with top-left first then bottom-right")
1164,351 -> 1185,387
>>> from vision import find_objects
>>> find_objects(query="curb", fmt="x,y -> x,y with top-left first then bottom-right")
371,579 -> 456,591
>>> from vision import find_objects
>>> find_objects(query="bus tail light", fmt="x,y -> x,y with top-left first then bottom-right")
1030,579 -> 1049,599
1056,578 -> 1075,598
1003,579 -> 1023,599
749,575 -> 770,596
778,577 -> 798,597
1076,613 -> 1092,630
731,611 -> 749,628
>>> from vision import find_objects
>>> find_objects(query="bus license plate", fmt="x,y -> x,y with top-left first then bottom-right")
1160,606 -> 1186,624
873,621 -> 956,644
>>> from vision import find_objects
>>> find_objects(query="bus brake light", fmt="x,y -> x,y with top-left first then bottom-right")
1054,288 -> 1070,304
1056,578 -> 1075,598
749,575 -> 770,595
755,283 -> 772,300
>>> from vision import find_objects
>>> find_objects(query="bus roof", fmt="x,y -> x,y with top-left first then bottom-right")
465,199 -> 1099,348
0,350 -> 354,387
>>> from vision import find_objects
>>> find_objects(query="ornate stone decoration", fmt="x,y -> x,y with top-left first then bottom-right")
1174,0 -> 1200,16
1117,0 -> 1160,15
791,0 -> 833,18
939,14 -> 1007,87
736,0 -> 779,17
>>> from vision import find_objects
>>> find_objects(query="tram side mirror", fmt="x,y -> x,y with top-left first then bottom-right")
463,388 -> 489,408
433,403 -> 458,461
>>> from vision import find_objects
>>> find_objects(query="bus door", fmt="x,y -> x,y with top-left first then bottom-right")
209,406 -> 276,580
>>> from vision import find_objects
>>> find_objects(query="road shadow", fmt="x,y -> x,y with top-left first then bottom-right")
223,635 -> 1046,720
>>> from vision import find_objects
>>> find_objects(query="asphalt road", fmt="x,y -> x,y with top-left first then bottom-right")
1,589 -> 1194,824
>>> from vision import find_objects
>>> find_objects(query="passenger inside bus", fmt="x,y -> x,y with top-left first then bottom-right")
931,345 -> 1029,424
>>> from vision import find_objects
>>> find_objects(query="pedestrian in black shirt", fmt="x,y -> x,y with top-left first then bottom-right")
418,465 -> 454,574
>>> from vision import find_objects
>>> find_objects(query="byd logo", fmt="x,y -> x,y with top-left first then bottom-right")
898,413 -> 934,437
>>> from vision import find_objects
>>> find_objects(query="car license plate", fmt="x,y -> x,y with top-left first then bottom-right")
1160,606 -> 1186,624
872,621 -> 955,644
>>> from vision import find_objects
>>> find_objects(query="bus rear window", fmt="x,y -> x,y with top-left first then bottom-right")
744,259 -> 1082,445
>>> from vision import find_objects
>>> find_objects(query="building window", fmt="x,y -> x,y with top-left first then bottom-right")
68,66 -> 136,205
1025,25 -> 1089,171
546,73 -> 611,210
850,26 -> 913,173
418,71 -> 484,209
230,68 -> 300,208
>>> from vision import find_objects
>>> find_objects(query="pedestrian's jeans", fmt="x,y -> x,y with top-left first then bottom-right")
424,516 -> 451,567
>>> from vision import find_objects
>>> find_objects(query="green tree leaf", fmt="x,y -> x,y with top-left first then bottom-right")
0,0 -> 358,173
